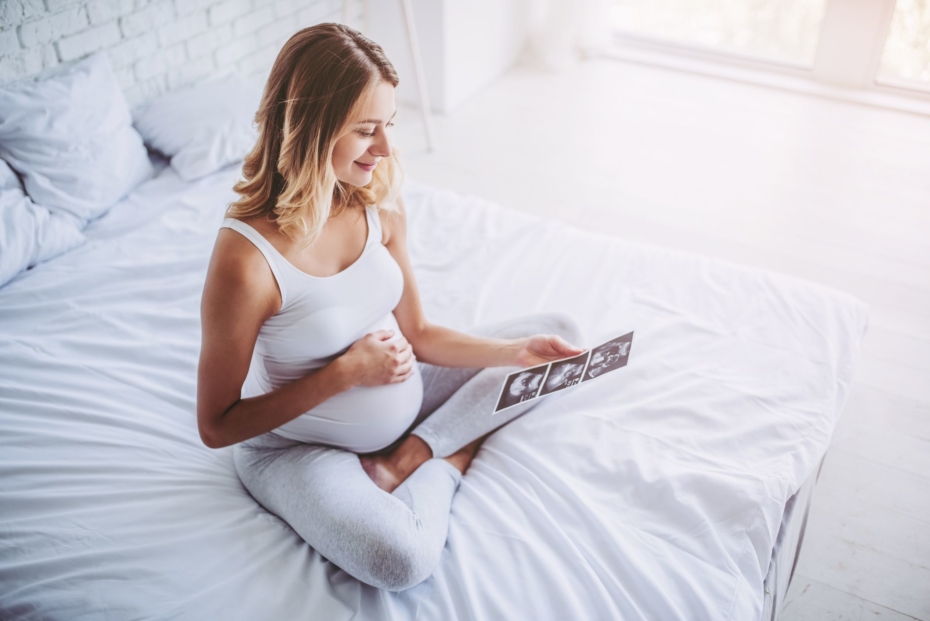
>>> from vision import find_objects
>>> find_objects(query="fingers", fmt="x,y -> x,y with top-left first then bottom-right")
396,356 -> 416,375
391,364 -> 416,383
362,329 -> 420,383
396,344 -> 416,369
553,335 -> 585,355
385,337 -> 410,355
372,331 -> 409,354
390,345 -> 417,382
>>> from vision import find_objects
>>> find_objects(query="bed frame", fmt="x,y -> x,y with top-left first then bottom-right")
760,454 -> 826,620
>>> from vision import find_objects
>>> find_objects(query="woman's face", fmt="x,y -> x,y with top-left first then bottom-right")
331,80 -> 396,187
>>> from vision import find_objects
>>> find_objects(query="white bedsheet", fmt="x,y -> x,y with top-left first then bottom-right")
0,164 -> 867,620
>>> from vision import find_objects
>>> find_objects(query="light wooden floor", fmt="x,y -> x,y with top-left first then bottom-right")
392,57 -> 930,620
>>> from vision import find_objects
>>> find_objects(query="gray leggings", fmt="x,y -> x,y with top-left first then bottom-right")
232,312 -> 584,591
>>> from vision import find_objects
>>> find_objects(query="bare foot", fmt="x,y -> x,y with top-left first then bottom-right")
359,434 -> 433,494
359,454 -> 401,494
443,435 -> 488,476
360,433 -> 489,493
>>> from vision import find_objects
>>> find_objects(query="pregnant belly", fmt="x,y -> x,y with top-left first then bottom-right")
270,364 -> 424,453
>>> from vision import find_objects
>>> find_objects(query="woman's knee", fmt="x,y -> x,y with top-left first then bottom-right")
232,441 -> 275,483
231,443 -> 254,487
231,443 -> 277,510
354,529 -> 440,591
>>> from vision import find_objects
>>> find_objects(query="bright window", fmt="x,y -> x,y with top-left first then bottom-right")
877,0 -> 930,87
609,0 -> 830,67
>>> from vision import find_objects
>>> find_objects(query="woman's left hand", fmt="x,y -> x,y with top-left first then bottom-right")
513,335 -> 587,368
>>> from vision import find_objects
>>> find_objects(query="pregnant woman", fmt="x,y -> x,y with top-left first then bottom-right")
197,23 -> 585,592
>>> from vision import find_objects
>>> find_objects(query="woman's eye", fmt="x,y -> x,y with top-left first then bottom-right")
358,130 -> 375,138
386,122 -> 394,128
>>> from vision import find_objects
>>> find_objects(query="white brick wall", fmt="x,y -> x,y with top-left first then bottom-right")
0,0 -> 349,109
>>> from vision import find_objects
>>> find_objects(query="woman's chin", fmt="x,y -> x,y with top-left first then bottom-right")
336,169 -> 373,187
350,172 -> 373,186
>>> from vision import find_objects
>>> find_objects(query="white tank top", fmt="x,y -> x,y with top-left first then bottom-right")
220,204 -> 424,453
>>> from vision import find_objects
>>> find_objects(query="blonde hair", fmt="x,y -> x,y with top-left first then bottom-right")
227,23 -> 403,248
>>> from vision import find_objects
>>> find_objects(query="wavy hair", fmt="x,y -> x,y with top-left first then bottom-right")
227,23 -> 403,248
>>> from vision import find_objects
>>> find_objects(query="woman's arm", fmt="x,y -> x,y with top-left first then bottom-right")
412,323 -> 587,369
383,197 -> 583,369
196,229 -> 355,449
411,324 -> 522,368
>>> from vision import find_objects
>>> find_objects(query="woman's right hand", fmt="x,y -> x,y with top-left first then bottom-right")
339,329 -> 417,387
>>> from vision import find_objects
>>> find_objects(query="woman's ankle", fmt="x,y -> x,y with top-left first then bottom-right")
442,436 -> 485,476
389,434 -> 434,480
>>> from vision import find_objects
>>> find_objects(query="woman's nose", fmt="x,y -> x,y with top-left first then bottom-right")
371,127 -> 392,158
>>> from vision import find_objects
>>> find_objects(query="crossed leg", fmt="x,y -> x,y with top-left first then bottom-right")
232,311 -> 584,591
233,434 -> 463,591
360,312 -> 585,489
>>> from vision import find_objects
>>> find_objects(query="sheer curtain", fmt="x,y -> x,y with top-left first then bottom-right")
522,0 -> 614,71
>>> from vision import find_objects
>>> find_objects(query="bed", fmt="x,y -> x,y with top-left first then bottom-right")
0,159 -> 867,620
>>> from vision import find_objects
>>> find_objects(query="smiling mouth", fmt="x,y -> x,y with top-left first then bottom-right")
355,161 -> 378,170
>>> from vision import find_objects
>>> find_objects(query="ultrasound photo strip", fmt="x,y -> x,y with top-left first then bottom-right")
493,331 -> 634,414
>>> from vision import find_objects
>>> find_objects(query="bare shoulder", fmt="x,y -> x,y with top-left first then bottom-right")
213,225 -> 266,275
379,195 -> 408,247
206,222 -> 281,319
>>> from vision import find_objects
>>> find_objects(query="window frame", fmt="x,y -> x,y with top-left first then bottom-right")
605,0 -> 930,114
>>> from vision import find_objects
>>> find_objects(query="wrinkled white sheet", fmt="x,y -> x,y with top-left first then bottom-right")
0,164 -> 867,620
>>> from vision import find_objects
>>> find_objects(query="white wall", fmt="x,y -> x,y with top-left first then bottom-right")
444,0 -> 529,111
367,0 -> 447,111
368,0 -> 529,113
0,0 -> 349,108
0,0 -> 529,113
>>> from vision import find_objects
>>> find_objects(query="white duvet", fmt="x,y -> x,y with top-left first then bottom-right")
0,164 -> 867,620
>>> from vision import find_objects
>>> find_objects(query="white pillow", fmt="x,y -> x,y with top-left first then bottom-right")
133,74 -> 263,182
0,160 -> 85,288
0,51 -> 154,224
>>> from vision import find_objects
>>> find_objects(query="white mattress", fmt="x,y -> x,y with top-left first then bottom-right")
0,164 -> 868,620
